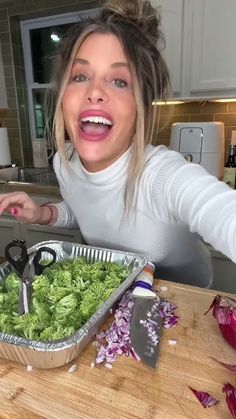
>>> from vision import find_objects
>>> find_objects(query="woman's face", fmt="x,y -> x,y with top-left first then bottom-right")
62,32 -> 137,172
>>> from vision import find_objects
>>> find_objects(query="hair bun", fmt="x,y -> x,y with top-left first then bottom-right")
101,0 -> 161,41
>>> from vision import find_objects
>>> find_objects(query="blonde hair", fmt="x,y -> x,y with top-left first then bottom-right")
48,0 -> 170,214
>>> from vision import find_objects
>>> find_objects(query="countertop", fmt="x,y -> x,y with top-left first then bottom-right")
0,182 -> 60,197
0,280 -> 235,418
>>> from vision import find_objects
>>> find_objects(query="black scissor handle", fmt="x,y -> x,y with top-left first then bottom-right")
4,240 -> 28,276
33,246 -> 56,275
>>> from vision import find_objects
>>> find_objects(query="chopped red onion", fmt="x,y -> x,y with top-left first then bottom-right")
223,383 -> 236,418
92,290 -> 178,367
205,295 -> 236,349
209,356 -> 236,372
93,291 -> 138,366
160,300 -> 179,329
189,386 -> 219,408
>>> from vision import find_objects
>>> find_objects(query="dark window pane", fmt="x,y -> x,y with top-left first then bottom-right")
30,23 -> 72,83
32,89 -> 45,138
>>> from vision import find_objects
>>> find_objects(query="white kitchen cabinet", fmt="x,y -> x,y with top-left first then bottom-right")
151,0 -> 183,96
181,0 -> 236,98
0,41 -> 8,108
152,0 -> 236,99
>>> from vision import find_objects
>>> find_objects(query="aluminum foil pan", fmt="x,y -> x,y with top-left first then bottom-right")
0,240 -> 147,369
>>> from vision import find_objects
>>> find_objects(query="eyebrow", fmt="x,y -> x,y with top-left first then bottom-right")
73,58 -> 129,69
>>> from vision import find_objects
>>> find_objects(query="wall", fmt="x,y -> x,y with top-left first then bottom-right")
0,0 -> 97,166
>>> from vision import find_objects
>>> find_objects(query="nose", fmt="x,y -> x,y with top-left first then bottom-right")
86,80 -> 108,104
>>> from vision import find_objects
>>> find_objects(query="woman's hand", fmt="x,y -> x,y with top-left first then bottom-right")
0,192 -> 44,224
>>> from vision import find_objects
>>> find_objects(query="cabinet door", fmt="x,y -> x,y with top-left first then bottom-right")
189,0 -> 236,95
20,222 -> 82,248
0,216 -> 20,257
0,41 -> 8,108
151,0 -> 183,96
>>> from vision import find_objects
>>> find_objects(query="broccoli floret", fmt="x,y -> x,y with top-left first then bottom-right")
39,324 -> 75,341
52,293 -> 78,321
13,313 -> 43,340
5,272 -> 21,293
79,282 -> 106,321
0,313 -> 14,334
2,291 -> 19,314
32,298 -> 51,326
52,270 -> 73,288
0,293 -> 5,307
33,275 -> 51,302
48,286 -> 72,304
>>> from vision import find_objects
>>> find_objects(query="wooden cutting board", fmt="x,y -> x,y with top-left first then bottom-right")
0,280 -> 235,418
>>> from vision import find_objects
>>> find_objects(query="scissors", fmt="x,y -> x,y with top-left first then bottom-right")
5,240 -> 56,315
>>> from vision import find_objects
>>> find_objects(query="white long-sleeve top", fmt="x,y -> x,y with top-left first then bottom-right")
52,144 -> 236,288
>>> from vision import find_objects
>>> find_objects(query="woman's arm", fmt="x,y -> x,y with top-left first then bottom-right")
0,191 -> 78,229
51,200 -> 79,229
157,152 -> 236,262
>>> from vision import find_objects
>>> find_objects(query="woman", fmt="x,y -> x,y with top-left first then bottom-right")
0,0 -> 235,287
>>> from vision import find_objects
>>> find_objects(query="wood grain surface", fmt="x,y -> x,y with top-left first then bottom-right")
0,280 -> 235,419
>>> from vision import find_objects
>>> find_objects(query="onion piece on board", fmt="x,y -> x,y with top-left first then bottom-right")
205,295 -> 236,349
189,386 -> 219,408
223,383 -> 236,418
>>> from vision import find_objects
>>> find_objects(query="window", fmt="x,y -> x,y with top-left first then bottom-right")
20,9 -> 99,141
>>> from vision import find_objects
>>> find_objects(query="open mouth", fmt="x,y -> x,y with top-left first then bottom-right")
79,116 -> 113,139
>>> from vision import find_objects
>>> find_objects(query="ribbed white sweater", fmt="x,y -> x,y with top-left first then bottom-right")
53,144 -> 236,288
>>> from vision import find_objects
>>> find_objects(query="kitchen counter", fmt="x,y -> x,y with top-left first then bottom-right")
0,182 -> 60,197
0,280 -> 235,418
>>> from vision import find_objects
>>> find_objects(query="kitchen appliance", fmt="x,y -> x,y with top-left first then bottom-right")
169,122 -> 225,178
130,262 -> 163,369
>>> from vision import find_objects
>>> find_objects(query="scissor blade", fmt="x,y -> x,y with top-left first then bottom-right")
19,262 -> 34,315
22,261 -> 35,283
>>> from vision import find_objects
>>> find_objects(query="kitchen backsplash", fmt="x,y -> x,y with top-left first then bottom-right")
1,99 -> 236,166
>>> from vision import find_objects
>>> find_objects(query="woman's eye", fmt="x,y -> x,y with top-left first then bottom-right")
112,79 -> 128,88
72,74 -> 88,82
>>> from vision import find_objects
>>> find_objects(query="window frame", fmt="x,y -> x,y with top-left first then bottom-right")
20,8 -> 99,140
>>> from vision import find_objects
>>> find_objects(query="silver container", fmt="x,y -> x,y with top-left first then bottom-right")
0,241 -> 147,369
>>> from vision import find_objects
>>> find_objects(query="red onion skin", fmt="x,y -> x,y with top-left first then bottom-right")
205,295 -> 236,350
223,383 -> 236,419
219,324 -> 236,350
189,386 -> 219,408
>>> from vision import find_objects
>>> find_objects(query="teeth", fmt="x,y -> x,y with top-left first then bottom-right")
81,116 -> 112,126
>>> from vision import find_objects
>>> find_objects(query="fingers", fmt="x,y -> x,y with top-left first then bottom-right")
11,206 -> 36,223
0,192 -> 39,223
0,192 -> 31,214
0,192 -> 45,224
